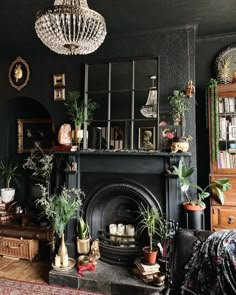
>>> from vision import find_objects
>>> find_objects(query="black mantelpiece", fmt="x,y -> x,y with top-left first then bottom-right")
54,150 -> 189,258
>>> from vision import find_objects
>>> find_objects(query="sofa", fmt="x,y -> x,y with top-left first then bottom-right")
170,229 -> 212,294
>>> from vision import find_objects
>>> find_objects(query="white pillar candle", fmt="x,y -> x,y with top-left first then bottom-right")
62,254 -> 69,268
125,224 -> 135,236
55,255 -> 61,267
117,223 -> 125,242
109,224 -> 117,241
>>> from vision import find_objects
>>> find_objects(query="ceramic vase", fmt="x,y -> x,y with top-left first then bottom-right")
58,233 -> 68,262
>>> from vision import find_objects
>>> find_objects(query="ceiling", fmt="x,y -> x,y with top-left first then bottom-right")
1,0 -> 236,56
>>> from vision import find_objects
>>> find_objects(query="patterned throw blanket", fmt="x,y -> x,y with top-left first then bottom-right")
181,230 -> 236,295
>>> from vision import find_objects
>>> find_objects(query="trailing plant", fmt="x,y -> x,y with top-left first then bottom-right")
137,204 -> 165,252
173,159 -> 231,208
23,143 -> 54,181
36,185 -> 85,237
0,162 -> 19,189
64,90 -> 97,129
208,78 -> 219,163
77,216 -> 90,240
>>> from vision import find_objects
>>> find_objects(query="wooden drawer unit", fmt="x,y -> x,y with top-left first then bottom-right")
211,206 -> 236,231
0,237 -> 39,261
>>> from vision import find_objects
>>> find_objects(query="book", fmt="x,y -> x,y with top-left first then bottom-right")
134,258 -> 160,275
133,268 -> 154,283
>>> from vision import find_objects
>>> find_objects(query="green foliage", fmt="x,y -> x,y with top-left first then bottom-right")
77,216 -> 90,239
173,159 -> 232,208
64,91 -> 97,129
36,186 -> 85,237
137,204 -> 166,252
0,162 -> 19,189
168,90 -> 190,122
23,143 -> 53,181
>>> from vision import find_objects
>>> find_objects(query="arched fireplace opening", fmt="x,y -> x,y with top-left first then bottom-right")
84,181 -> 162,265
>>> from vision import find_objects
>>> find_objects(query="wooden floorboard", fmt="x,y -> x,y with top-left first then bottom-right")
0,257 -> 50,283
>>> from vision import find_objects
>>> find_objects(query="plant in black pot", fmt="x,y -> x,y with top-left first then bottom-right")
137,204 -> 165,265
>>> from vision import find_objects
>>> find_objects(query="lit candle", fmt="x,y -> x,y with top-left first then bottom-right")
62,254 -> 69,268
55,255 -> 61,268
109,224 -> 117,241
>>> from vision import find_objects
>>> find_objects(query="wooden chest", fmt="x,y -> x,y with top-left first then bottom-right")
0,236 -> 39,261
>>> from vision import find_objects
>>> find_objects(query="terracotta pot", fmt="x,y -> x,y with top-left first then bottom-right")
143,246 -> 157,264
182,202 -> 205,211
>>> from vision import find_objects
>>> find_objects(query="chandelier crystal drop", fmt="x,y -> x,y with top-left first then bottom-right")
35,0 -> 107,55
140,76 -> 158,118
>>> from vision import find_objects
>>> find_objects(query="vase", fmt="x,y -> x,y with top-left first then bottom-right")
58,233 -> 68,262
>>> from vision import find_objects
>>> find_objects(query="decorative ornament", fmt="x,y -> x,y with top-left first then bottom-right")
8,57 -> 30,91
185,80 -> 195,98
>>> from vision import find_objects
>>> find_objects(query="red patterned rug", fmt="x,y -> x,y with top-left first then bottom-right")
0,277 -> 107,295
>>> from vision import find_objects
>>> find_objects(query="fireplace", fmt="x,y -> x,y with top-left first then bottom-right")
54,151 -> 187,264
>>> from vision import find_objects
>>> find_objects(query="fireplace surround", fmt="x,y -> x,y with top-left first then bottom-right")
54,150 -> 189,263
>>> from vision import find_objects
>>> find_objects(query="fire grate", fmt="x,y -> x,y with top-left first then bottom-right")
98,229 -> 141,265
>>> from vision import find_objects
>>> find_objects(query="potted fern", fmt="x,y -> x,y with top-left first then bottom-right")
137,204 -> 165,264
0,162 -> 19,203
77,216 -> 90,254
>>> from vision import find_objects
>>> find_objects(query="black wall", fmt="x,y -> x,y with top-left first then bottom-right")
0,25 -> 197,215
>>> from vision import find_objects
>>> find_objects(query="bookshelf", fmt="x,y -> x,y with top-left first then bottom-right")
208,82 -> 236,231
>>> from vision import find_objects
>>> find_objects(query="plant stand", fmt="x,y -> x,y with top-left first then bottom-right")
182,209 -> 205,230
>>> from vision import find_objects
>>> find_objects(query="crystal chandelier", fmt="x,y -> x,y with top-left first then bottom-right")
35,0 -> 107,55
140,76 -> 157,118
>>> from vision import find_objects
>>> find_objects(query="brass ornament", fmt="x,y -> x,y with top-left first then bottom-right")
8,56 -> 30,91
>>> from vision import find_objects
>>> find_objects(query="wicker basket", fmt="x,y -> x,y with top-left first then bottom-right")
0,236 -> 38,261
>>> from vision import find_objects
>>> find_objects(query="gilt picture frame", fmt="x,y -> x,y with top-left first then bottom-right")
54,88 -> 65,101
8,57 -> 30,91
53,73 -> 65,87
17,119 -> 54,153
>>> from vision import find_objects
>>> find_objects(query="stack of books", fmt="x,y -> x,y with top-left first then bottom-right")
0,201 -> 14,223
133,258 -> 160,283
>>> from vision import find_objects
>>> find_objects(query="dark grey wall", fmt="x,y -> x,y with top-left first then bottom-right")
0,25 -> 197,207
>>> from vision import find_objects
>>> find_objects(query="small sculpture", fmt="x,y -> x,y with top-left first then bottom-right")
14,64 -> 23,82
185,80 -> 195,98
89,239 -> 100,263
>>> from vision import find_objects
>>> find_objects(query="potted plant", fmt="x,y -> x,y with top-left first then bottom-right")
77,216 -> 90,255
173,160 -> 232,210
64,90 -> 97,145
137,204 -> 165,264
36,185 -> 85,264
0,162 -> 19,203
168,90 -> 190,126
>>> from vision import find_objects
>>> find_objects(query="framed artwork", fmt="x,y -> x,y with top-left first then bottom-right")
229,125 -> 236,140
159,125 -> 181,149
17,119 -> 54,153
54,88 -> 65,101
8,56 -> 30,91
138,127 -> 156,150
53,73 -> 65,87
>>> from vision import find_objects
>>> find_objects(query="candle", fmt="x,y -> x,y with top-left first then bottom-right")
62,254 -> 69,268
117,223 -> 125,242
109,224 -> 117,241
55,255 -> 61,268
125,224 -> 135,236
